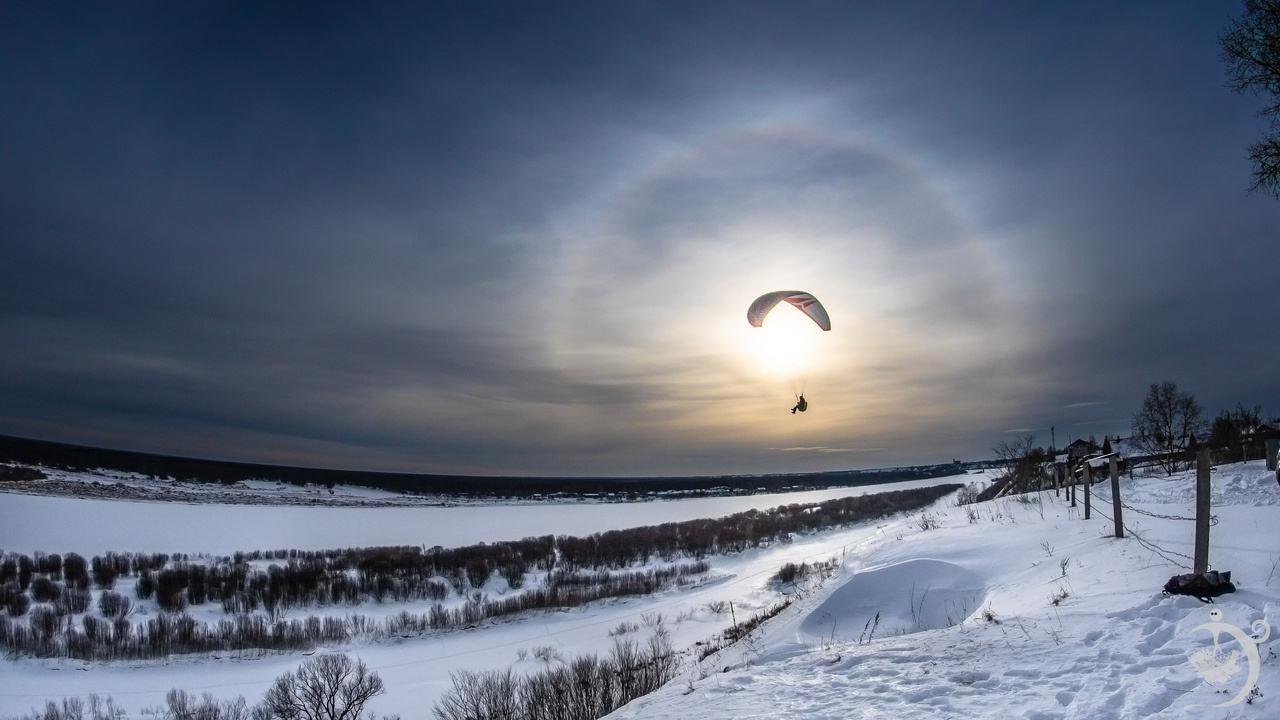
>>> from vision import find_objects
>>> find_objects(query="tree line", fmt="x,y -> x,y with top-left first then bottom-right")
0,563 -> 709,661
986,381 -> 1280,496
433,629 -> 678,720
5,483 -> 958,619
0,566 -> 703,661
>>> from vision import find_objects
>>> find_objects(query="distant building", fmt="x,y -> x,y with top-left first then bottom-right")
1244,423 -> 1280,444
1066,438 -> 1093,464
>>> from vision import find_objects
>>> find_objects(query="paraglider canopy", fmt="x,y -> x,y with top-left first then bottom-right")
747,291 -> 831,331
746,291 -> 830,413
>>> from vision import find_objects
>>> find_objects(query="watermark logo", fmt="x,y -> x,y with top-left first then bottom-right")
1185,608 -> 1270,708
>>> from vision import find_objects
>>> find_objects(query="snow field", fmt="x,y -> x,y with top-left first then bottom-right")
608,463 -> 1280,720
0,476 -> 953,717
1,464 -> 1276,719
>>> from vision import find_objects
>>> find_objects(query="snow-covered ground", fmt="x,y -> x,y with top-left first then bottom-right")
612,462 -> 1280,720
0,462 -> 1277,719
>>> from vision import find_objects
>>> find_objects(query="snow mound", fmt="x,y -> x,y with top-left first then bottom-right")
799,558 -> 986,640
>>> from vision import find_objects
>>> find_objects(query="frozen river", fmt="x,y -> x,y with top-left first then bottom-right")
0,475 -> 963,556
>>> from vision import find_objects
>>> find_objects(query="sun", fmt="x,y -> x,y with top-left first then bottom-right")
745,303 -> 829,380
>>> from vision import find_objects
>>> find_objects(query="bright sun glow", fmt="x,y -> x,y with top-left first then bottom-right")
745,303 -> 830,382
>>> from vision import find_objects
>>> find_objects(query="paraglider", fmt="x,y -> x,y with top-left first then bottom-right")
747,291 -> 829,414
747,291 -> 831,331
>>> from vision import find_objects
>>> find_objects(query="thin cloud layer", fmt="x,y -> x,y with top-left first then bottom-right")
0,2 -> 1277,476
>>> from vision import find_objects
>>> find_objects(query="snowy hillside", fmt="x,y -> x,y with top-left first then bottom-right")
0,475 -> 958,717
609,462 -> 1280,720
0,463 -> 1276,719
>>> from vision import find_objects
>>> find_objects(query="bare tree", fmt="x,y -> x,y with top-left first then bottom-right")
1221,0 -> 1280,198
432,669 -> 520,720
1131,381 -> 1206,475
988,434 -> 1045,496
254,654 -> 384,720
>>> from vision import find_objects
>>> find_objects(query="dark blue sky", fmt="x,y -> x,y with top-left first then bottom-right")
2,2 -> 1276,476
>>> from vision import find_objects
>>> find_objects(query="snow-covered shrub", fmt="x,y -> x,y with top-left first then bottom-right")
135,569 -> 155,600
28,605 -> 60,642
91,556 -> 119,589
29,576 -> 60,604
62,554 -> 89,589
464,557 -> 492,589
532,644 -> 559,662
154,689 -> 249,720
608,621 -> 640,636
497,561 -> 525,589
154,568 -> 190,611
13,694 -> 126,720
425,579 -> 448,601
775,561 -> 805,584
17,554 -> 33,591
98,591 -> 131,620
0,580 -> 22,611
57,585 -> 91,614
954,483 -> 982,506
6,587 -> 31,617
33,552 -> 62,580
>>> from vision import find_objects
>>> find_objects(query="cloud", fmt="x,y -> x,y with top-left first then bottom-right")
771,447 -> 885,454
2,3 -> 1279,475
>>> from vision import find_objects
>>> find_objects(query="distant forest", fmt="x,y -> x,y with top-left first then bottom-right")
0,434 -> 967,499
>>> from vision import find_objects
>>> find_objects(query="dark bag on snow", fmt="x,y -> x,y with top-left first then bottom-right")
1162,570 -> 1234,602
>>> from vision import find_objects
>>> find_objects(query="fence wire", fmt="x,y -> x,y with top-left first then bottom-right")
1086,501 -> 1195,569
1118,499 -> 1218,526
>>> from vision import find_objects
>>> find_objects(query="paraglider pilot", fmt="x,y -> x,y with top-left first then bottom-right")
791,395 -> 808,414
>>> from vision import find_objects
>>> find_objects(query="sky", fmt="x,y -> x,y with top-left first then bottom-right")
2,1 -> 1278,478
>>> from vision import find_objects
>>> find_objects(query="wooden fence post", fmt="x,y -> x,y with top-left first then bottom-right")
1109,455 -> 1123,538
1070,463 -> 1077,507
1083,461 -> 1091,520
1194,449 -> 1211,575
